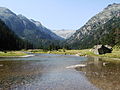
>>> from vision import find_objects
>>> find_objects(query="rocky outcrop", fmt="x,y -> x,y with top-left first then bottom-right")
91,45 -> 112,55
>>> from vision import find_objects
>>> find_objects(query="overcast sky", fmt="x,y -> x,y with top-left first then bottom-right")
0,0 -> 120,30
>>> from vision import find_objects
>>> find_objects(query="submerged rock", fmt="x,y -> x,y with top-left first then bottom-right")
66,64 -> 86,69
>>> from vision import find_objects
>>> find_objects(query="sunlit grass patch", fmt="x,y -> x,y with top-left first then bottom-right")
0,51 -> 27,57
100,50 -> 120,58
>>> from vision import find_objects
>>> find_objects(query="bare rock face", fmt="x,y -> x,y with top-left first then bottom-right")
92,45 -> 112,55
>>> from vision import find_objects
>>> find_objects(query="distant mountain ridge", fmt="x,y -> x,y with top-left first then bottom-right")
0,7 -> 63,48
53,29 -> 76,39
65,3 -> 120,49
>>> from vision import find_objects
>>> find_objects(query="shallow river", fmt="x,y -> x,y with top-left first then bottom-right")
0,54 -> 120,90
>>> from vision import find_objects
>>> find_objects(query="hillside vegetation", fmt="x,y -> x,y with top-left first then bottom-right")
0,19 -> 33,51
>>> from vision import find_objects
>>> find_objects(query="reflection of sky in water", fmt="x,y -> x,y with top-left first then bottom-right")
0,54 -> 87,61
0,54 -> 99,90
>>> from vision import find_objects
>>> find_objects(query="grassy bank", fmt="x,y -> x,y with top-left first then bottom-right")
0,51 -> 27,57
29,49 -> 120,59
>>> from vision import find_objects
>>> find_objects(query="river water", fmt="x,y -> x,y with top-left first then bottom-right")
0,54 -> 120,90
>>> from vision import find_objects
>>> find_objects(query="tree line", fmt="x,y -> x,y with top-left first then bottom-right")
0,19 -> 33,51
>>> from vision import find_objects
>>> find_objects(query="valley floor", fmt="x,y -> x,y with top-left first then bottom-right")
0,49 -> 120,61
29,49 -> 120,60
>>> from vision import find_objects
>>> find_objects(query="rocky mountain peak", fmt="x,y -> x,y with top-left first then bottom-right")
53,30 -> 76,39
66,3 -> 120,49
78,3 -> 120,35
0,7 -> 16,16
105,3 -> 120,9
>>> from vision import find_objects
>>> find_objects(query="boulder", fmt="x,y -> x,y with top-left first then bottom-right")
92,45 -> 112,55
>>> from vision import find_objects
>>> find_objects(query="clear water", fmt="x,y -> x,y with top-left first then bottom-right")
76,57 -> 120,90
1,54 -> 115,90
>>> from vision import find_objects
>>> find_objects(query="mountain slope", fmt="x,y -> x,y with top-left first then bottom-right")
0,7 -> 24,36
53,30 -> 76,39
66,3 -> 120,49
0,7 -> 63,48
0,19 -> 33,50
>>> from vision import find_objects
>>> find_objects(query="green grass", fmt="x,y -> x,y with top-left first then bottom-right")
100,50 -> 120,58
29,49 -> 120,59
73,49 -> 120,59
1,48 -> 119,59
27,49 -> 48,54
0,51 -> 27,57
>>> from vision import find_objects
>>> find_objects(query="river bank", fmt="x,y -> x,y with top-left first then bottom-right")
0,51 -> 28,57
0,49 -> 120,61
28,49 -> 120,60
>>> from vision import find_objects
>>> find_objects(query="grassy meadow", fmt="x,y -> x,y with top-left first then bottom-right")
0,46 -> 120,59
0,51 -> 27,57
28,48 -> 120,59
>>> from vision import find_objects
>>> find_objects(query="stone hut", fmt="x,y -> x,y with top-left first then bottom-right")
92,45 -> 112,55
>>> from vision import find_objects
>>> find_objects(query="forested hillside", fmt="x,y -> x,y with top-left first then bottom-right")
0,19 -> 33,50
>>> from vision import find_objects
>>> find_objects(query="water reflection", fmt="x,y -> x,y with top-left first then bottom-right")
0,60 -> 44,89
0,54 -> 99,90
75,57 -> 120,90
